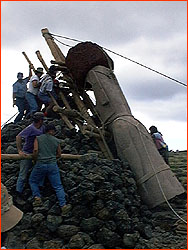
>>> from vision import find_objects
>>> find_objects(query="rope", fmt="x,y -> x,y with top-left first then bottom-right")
113,116 -> 187,224
50,33 -> 187,88
53,37 -> 72,48
1,112 -> 19,128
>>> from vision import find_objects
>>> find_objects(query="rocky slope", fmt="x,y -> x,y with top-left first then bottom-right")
1,118 -> 187,249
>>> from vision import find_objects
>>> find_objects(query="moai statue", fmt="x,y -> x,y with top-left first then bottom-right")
66,42 -> 185,208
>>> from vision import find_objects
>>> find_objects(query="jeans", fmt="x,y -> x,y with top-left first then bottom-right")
29,163 -> 66,207
25,92 -> 38,116
14,97 -> 28,123
38,90 -> 57,104
16,159 -> 44,193
159,147 -> 169,165
16,159 -> 33,193
38,92 -> 51,104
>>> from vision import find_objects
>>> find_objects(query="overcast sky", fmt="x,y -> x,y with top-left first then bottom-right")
1,1 -> 187,150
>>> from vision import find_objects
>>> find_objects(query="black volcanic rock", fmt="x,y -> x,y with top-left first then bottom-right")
1,119 -> 187,249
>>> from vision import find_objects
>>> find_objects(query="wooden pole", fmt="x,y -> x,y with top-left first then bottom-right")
22,52 -> 36,72
1,154 -> 83,161
41,28 -> 114,160
58,92 -> 84,132
41,28 -> 65,63
48,92 -> 75,130
83,91 -> 98,117
53,104 -> 84,132
51,60 -> 66,66
82,130 -> 101,138
59,91 -> 72,110
35,50 -> 49,72
53,106 -> 80,118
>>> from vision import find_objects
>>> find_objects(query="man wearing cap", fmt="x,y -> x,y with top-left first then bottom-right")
12,66 -> 32,123
1,183 -> 23,248
26,67 -> 44,118
29,124 -> 71,214
38,65 -> 58,117
15,112 -> 45,197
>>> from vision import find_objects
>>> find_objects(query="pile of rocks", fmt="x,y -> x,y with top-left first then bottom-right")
1,118 -> 187,249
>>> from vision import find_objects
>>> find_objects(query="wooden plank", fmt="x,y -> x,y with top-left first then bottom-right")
41,28 -> 114,160
22,51 -> 36,72
1,153 -> 82,161
48,92 -> 75,130
41,28 -> 65,63
35,50 -> 49,72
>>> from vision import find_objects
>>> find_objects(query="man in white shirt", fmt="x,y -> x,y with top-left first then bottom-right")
38,65 -> 58,116
26,67 -> 44,117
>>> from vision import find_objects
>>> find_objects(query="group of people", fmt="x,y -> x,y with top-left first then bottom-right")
15,111 -> 70,212
2,111 -> 71,247
6,65 -> 170,247
2,118 -> 169,248
12,65 -> 58,124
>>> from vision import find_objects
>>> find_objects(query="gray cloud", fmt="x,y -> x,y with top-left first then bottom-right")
121,77 -> 186,101
1,1 -> 187,149
2,1 -> 187,48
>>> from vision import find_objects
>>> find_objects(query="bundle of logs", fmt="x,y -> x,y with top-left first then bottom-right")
21,28 -> 114,161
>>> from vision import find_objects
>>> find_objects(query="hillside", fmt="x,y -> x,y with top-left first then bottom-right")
169,150 -> 187,190
1,119 -> 187,249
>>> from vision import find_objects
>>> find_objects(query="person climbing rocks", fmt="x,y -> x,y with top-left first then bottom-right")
26,67 -> 44,118
12,66 -> 32,123
149,125 -> 169,165
38,65 -> 58,117
29,124 -> 71,215
15,112 -> 45,198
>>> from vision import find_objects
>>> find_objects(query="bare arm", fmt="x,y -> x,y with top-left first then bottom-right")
16,135 -> 26,155
56,144 -> 61,159
33,138 -> 39,160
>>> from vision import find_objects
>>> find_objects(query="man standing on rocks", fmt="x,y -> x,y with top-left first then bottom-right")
16,112 -> 45,198
12,67 -> 32,124
29,124 -> 71,215
38,65 -> 58,117
26,67 -> 44,118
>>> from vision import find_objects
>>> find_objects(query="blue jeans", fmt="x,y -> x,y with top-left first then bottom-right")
29,163 -> 66,207
16,159 -> 33,193
38,92 -> 51,104
14,97 -> 28,123
38,90 -> 57,104
25,92 -> 38,116
16,159 -> 44,193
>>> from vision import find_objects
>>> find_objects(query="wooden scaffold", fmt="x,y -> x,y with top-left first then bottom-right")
19,28 -> 114,161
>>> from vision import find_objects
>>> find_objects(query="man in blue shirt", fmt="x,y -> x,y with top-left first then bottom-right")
16,112 -> 45,196
12,68 -> 32,123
